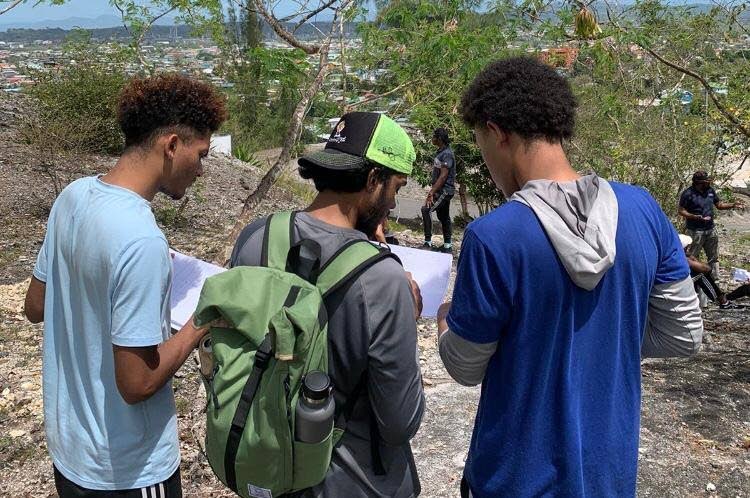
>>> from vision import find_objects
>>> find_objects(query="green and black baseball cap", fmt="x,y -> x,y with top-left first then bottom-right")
298,112 -> 416,175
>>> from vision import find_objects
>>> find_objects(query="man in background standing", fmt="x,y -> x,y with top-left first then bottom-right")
422,128 -> 456,253
678,170 -> 744,276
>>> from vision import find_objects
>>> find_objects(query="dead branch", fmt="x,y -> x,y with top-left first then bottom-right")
345,80 -> 416,111
220,33 -> 335,265
0,0 -> 23,16
293,0 -> 338,32
644,47 -> 750,139
249,0 -> 322,54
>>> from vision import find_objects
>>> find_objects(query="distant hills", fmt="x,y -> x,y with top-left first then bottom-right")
0,3 -> 746,44
0,20 -> 357,44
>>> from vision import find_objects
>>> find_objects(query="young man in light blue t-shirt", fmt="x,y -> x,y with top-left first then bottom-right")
24,74 -> 226,497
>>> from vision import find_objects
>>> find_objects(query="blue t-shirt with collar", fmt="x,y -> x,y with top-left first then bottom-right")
34,176 -> 179,490
447,182 -> 687,497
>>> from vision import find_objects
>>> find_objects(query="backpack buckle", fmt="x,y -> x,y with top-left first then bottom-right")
254,335 -> 273,369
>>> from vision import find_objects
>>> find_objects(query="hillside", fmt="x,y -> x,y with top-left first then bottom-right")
0,93 -> 749,496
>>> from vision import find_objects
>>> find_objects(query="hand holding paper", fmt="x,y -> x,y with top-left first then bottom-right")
169,250 -> 226,330
168,244 -> 453,327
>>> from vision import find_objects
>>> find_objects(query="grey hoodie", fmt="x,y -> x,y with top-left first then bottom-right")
511,175 -> 618,290
439,175 -> 703,386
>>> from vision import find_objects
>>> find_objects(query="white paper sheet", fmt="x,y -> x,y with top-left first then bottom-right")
732,267 -> 750,283
168,244 -> 452,328
169,250 -> 226,329
386,244 -> 453,318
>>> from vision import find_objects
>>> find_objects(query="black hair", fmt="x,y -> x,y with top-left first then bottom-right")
433,128 -> 450,146
298,162 -> 397,193
117,73 -> 227,149
460,56 -> 577,143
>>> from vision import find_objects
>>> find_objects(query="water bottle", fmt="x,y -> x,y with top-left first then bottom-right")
295,371 -> 334,444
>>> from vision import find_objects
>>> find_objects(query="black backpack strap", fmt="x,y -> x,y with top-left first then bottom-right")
224,333 -> 274,493
286,239 -> 322,283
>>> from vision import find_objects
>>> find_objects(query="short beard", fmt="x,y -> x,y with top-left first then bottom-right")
355,187 -> 390,238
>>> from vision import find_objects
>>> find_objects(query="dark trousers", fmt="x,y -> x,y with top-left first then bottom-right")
54,465 -> 182,498
726,283 -> 750,301
422,192 -> 453,243
692,271 -> 723,303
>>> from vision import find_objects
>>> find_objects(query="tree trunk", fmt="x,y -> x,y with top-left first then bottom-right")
220,45 -> 331,265
458,182 -> 469,218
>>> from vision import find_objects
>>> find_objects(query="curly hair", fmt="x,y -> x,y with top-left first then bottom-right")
433,128 -> 450,146
460,57 -> 577,143
117,73 -> 228,148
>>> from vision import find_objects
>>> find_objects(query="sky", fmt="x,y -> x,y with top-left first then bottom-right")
4,0 -> 124,22
0,0 -> 318,25
0,0 -> 707,27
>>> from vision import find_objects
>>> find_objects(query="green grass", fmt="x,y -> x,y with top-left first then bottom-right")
385,219 -> 410,233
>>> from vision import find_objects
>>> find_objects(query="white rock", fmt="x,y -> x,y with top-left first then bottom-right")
9,429 -> 26,438
706,482 -> 717,492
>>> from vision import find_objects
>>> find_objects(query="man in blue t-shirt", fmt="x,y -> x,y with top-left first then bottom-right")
23,74 -> 226,497
678,170 -> 743,277
436,57 -> 704,497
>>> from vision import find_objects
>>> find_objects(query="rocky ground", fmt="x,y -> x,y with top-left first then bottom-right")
1,92 -> 749,497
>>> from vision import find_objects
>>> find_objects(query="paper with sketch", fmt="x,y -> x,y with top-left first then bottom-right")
387,244 -> 452,318
169,250 -> 226,330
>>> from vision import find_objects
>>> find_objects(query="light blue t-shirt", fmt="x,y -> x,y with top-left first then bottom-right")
34,176 -> 179,490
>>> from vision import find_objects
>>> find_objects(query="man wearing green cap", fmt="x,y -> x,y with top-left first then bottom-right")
230,112 -> 425,497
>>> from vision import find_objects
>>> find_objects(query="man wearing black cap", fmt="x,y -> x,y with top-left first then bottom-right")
229,112 -> 425,498
678,170 -> 744,276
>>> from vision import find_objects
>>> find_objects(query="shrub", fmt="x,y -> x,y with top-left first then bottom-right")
24,64 -> 126,154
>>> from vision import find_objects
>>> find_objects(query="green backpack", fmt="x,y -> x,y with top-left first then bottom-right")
194,211 -> 397,498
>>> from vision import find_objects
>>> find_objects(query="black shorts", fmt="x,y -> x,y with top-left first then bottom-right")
53,465 -> 182,498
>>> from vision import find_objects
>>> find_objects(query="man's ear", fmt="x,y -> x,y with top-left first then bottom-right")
164,134 -> 179,160
486,121 -> 508,146
366,168 -> 379,193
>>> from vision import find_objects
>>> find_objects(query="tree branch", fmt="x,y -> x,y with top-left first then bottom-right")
249,0 -> 321,54
345,80 -> 417,111
644,46 -> 750,139
0,0 -> 24,16
220,22 -> 337,264
293,0 -> 338,32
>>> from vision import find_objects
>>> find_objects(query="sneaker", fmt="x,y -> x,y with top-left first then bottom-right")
436,244 -> 453,254
421,241 -> 433,249
719,301 -> 744,310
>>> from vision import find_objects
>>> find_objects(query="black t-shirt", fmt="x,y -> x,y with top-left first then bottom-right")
430,146 -> 456,195
679,186 -> 720,230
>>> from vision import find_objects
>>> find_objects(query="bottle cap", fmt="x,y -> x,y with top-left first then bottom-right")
302,371 -> 331,401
